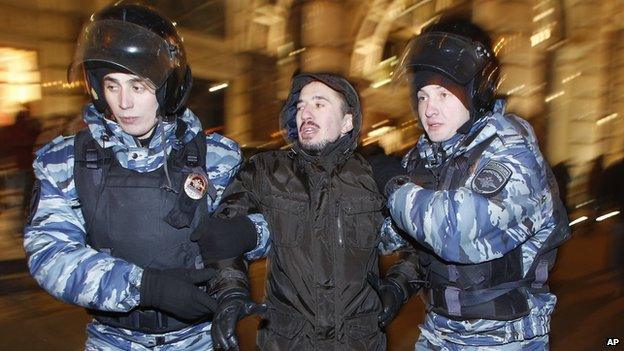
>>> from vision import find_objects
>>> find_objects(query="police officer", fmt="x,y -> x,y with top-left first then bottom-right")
23,3 -> 241,349
369,17 -> 570,350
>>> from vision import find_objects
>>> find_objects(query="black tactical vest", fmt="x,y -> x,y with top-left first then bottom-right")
407,136 -> 569,321
73,127 -> 209,333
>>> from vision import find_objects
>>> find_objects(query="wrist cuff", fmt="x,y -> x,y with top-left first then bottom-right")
386,274 -> 411,303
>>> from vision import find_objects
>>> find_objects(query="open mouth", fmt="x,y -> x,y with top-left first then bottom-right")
299,121 -> 320,138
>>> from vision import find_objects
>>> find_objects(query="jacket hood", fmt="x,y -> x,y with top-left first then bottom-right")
83,103 -> 201,172
280,73 -> 362,155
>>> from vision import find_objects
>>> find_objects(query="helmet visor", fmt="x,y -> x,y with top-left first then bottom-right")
393,32 -> 488,87
68,19 -> 179,89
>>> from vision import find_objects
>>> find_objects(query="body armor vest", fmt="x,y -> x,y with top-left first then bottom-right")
407,136 -> 568,321
73,127 -> 208,333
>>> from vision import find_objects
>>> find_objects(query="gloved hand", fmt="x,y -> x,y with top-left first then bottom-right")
212,293 -> 267,350
139,267 -> 217,321
367,271 -> 407,328
190,216 -> 257,263
366,154 -> 406,195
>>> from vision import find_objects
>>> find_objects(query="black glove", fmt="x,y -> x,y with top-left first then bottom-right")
367,271 -> 407,328
367,154 -> 407,195
190,216 -> 257,263
139,268 -> 217,321
212,292 -> 267,350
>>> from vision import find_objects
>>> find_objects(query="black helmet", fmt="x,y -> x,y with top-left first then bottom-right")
395,17 -> 500,116
68,2 -> 192,119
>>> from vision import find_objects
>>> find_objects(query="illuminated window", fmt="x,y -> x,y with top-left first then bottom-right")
0,48 -> 41,126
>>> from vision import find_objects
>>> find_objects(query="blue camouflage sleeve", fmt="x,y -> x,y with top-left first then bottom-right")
204,134 -> 270,260
378,217 -> 406,255
244,213 -> 271,260
23,137 -> 142,312
388,135 -> 550,264
204,133 -> 243,213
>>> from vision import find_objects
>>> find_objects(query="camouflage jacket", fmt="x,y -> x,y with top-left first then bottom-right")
23,104 -> 242,341
388,100 -> 569,346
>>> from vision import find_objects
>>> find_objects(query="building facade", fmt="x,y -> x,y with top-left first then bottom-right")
1,0 -> 623,205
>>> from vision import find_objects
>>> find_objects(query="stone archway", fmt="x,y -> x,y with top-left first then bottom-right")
349,0 -> 452,81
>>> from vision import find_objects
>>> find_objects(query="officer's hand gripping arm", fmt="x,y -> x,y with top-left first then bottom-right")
200,157 -> 271,261
190,215 -> 257,262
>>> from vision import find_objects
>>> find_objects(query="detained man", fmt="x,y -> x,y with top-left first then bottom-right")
190,73 -> 422,350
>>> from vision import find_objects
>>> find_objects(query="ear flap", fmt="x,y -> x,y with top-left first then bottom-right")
85,68 -> 110,113
176,66 -> 193,111
158,65 -> 193,121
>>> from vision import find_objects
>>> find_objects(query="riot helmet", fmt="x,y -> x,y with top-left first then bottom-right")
68,1 -> 192,119
395,17 -> 500,120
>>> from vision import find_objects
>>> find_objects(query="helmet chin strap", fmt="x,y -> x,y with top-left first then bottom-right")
157,115 -> 177,194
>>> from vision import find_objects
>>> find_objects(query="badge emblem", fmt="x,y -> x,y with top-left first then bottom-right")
184,172 -> 208,200
472,160 -> 512,196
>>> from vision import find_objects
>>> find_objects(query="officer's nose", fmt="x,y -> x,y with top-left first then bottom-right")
118,87 -> 133,110
424,100 -> 438,118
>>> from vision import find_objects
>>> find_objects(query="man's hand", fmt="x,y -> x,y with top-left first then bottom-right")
366,154 -> 406,196
139,268 -> 217,321
212,294 -> 267,350
190,216 -> 257,263
367,272 -> 406,328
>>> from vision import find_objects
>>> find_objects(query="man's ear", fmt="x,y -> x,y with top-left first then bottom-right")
341,113 -> 354,135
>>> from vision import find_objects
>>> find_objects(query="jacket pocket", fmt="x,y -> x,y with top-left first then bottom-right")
342,197 -> 384,249
343,311 -> 381,340
262,193 -> 307,247
263,310 -> 307,340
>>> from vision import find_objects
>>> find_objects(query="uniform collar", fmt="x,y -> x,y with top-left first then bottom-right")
82,104 -> 202,172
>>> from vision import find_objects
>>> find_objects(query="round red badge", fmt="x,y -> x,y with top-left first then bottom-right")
184,172 -> 208,200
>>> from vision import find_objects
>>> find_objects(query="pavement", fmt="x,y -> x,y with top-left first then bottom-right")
0,207 -> 622,350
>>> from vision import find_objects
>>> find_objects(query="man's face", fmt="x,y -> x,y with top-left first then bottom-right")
295,81 -> 353,151
416,84 -> 470,142
103,72 -> 159,139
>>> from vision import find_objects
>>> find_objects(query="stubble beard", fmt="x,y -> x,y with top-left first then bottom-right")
301,139 -> 329,152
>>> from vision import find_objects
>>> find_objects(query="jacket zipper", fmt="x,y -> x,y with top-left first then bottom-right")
335,200 -> 343,247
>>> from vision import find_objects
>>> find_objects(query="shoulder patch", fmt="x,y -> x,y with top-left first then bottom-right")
472,160 -> 512,196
